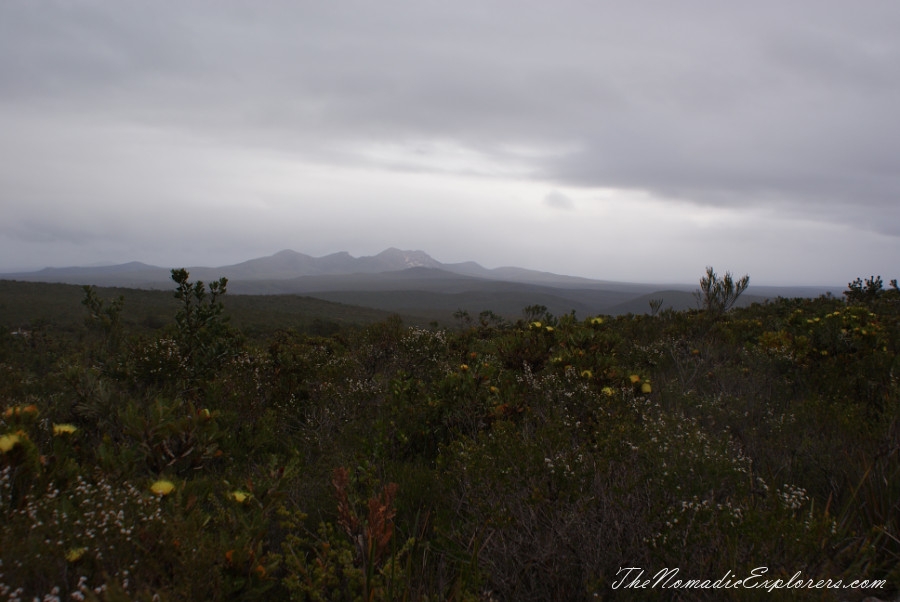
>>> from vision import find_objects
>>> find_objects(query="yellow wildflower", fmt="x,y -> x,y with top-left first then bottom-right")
151,480 -> 176,496
53,423 -> 78,436
0,433 -> 20,453
580,370 -> 593,379
545,326 -> 554,332
489,386 -> 499,394
601,386 -> 615,397
590,317 -> 604,325
66,547 -> 87,563
231,491 -> 251,504
629,374 -> 641,384
531,321 -> 542,329
641,382 -> 652,394
459,364 -> 469,372
3,405 -> 38,419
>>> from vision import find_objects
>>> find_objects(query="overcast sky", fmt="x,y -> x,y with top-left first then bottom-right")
2,1 -> 899,285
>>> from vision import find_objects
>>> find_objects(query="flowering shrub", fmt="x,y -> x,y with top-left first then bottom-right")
0,271 -> 898,599
0,470 -> 167,597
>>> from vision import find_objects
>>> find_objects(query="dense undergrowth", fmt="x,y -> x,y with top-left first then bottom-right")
1,272 -> 898,601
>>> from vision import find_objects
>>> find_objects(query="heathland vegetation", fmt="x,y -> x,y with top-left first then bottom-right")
0,269 -> 898,600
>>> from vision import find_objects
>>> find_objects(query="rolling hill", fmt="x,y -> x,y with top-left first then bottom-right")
1,248 -> 844,321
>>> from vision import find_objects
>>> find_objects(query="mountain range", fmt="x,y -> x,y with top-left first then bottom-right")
0,248 -> 843,319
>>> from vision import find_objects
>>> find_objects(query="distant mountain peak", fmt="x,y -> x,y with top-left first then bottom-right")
371,248 -> 440,269
376,247 -> 423,258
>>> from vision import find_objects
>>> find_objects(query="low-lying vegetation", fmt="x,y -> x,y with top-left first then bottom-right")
0,270 -> 897,600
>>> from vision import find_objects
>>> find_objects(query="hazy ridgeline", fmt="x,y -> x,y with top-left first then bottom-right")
0,271 -> 897,600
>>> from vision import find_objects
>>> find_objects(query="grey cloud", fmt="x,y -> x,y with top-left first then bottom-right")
0,1 -> 900,159
544,191 -> 575,211
2,0 -> 900,276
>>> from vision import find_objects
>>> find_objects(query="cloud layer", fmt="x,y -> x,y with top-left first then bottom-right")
2,2 -> 899,284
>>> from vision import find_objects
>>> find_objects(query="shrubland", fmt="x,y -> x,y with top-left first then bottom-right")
0,270 -> 897,601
